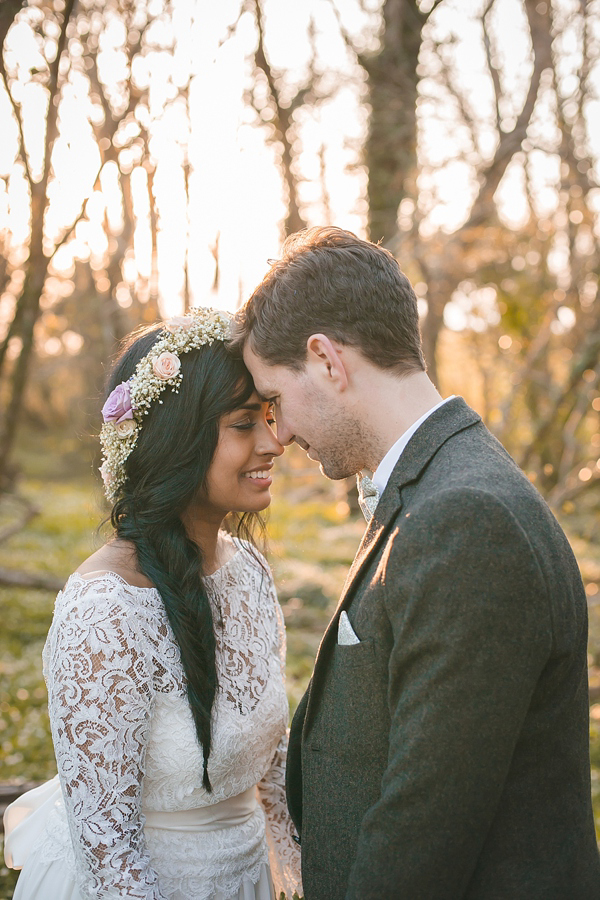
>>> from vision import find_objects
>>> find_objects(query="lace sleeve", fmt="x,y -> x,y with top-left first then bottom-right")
256,586 -> 303,900
45,577 -> 167,899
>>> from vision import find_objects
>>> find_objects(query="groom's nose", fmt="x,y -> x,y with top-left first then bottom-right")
275,417 -> 296,446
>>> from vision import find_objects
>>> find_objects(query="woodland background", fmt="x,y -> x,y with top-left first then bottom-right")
1,0 -> 600,896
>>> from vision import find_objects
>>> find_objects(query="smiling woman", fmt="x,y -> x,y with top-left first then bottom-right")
3,309 -> 301,900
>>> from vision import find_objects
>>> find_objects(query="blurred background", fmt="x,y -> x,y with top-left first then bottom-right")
0,0 -> 599,895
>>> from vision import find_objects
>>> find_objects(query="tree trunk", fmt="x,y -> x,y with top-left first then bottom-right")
365,0 -> 424,244
419,272 -> 451,388
0,184 -> 49,483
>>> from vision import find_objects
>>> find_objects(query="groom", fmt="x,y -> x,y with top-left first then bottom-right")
233,227 -> 600,899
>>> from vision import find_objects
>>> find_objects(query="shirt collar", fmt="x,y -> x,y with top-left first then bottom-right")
371,396 -> 456,496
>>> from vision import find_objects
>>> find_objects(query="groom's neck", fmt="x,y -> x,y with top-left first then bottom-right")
354,369 -> 442,472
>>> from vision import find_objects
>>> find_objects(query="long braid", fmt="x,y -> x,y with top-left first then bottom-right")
120,513 -> 217,790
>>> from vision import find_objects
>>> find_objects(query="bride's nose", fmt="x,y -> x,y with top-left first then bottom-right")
257,422 -> 284,457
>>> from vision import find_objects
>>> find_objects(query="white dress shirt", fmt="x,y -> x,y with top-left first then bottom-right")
372,396 -> 456,495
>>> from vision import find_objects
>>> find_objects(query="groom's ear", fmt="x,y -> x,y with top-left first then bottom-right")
306,334 -> 349,392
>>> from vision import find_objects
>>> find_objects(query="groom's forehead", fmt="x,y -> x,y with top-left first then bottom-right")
254,370 -> 283,402
242,349 -> 274,396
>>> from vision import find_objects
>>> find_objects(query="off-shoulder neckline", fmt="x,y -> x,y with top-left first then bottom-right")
67,545 -> 244,592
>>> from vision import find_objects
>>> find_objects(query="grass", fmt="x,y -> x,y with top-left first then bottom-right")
0,435 -> 599,897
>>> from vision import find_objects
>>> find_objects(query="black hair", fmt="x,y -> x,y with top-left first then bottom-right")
105,325 -> 258,791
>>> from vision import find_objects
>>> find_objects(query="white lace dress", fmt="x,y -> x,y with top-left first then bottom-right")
3,540 -> 302,900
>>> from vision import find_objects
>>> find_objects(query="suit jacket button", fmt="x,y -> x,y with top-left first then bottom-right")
292,834 -> 301,845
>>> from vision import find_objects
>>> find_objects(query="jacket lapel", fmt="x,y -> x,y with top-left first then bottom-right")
301,398 -> 481,737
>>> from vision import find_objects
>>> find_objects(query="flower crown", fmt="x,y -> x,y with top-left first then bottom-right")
99,306 -> 232,502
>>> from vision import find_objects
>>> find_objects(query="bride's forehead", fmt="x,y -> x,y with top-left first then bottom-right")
227,392 -> 266,414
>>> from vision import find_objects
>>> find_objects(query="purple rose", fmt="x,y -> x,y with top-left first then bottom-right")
102,381 -> 133,424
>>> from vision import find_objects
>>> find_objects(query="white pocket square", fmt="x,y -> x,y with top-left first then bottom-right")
338,610 -> 361,646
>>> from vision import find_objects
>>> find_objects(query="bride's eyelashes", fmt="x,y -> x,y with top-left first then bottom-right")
230,405 -> 276,431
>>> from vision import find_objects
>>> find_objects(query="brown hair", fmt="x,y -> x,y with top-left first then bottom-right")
231,226 -> 426,375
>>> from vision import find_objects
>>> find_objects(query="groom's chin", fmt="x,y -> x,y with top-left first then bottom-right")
319,460 -> 358,481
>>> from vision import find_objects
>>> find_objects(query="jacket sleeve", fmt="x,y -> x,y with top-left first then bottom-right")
345,487 -> 553,899
45,578 -> 168,899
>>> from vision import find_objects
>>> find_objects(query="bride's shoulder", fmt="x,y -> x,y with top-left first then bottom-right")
73,539 -> 154,589
55,541 -> 158,624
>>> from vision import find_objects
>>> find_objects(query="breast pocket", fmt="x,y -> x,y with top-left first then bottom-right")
334,637 -> 375,669
312,637 -> 386,758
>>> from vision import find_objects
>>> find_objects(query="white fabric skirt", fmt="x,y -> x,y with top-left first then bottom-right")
4,778 -> 277,900
11,858 -> 275,900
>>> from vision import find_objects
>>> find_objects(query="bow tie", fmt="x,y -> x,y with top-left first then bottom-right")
357,473 -> 380,523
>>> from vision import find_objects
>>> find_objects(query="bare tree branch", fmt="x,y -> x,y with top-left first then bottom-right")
547,465 -> 600,510
0,566 -> 65,591
0,300 -> 24,371
47,163 -> 103,261
519,339 -> 600,470
494,295 -> 564,437
41,0 -> 77,192
0,0 -> 33,188
216,0 -> 250,51
0,493 -> 38,544
463,0 -> 552,229
250,0 -> 306,234
88,53 -> 115,145
324,0 -> 365,62
432,40 -> 478,148
482,0 -> 502,132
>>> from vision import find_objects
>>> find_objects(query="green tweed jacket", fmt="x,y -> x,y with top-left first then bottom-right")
286,397 -> 600,900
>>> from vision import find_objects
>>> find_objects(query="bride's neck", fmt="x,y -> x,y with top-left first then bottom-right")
181,508 -> 226,575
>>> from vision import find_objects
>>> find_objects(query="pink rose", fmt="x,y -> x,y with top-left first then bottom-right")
115,419 -> 136,437
153,351 -> 181,380
99,462 -> 114,486
164,316 -> 193,332
206,309 -> 230,326
102,382 -> 133,424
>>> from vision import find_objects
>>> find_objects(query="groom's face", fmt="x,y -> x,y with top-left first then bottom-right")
243,343 -> 365,479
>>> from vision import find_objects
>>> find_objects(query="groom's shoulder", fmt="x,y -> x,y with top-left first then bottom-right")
405,436 -> 563,553
385,430 -> 582,595
419,414 -> 544,508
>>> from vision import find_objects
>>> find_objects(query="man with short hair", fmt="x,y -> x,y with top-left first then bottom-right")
232,226 -> 600,899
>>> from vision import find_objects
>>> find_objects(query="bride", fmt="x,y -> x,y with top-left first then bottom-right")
3,307 -> 302,900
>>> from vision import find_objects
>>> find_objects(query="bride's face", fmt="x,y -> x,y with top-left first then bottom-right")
202,392 -> 284,516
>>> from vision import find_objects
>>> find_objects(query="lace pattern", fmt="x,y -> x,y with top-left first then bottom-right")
40,541 -> 302,899
258,734 -> 302,900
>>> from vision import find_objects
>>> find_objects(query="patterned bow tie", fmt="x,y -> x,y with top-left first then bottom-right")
357,473 -> 380,523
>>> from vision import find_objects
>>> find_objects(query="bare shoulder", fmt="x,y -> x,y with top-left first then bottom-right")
75,539 -> 155,589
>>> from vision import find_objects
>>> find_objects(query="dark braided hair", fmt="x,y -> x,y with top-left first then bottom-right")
105,324 -> 257,791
